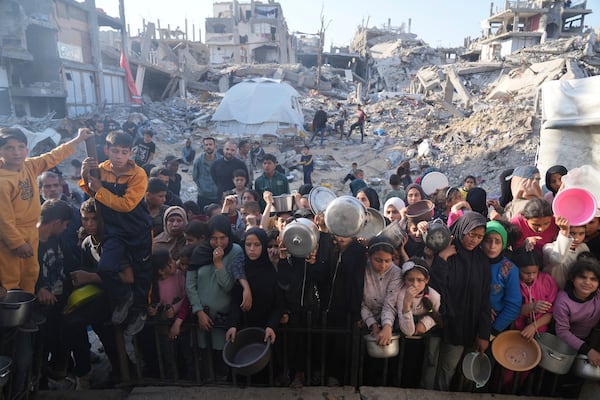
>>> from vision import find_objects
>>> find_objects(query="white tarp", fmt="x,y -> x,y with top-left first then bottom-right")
212,78 -> 304,136
537,75 -> 600,176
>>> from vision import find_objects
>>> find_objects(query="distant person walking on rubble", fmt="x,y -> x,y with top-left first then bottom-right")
334,102 -> 347,138
310,106 -> 328,147
347,104 -> 368,144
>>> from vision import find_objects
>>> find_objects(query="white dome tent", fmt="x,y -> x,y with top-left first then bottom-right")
211,78 -> 305,136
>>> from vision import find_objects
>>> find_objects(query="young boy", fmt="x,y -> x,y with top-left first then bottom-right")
145,177 -> 169,237
132,129 -> 155,166
80,131 -> 152,336
382,174 -> 406,204
543,216 -> 590,289
299,146 -> 314,185
349,169 -> 367,196
0,127 -> 92,293
226,169 -> 248,207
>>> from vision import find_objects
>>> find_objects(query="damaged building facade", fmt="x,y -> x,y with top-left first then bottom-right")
478,0 -> 592,61
0,0 -> 127,118
205,0 -> 295,64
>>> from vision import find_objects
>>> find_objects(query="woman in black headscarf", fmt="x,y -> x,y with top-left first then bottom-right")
428,211 -> 491,391
356,187 -> 381,211
225,228 -> 283,345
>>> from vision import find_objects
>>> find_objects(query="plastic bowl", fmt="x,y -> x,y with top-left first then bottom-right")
421,172 -> 449,196
552,187 -> 597,226
492,330 -> 541,372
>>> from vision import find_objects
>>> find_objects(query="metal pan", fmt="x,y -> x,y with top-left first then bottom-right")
309,186 -> 337,215
324,196 -> 367,237
357,208 -> 385,240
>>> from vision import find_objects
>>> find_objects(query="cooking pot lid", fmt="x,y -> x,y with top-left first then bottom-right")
358,208 -> 385,240
309,186 -> 337,215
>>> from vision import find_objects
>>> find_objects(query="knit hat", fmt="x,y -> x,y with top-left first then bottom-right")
485,220 -> 508,250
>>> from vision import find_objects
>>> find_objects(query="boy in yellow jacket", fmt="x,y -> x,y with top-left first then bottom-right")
0,127 -> 93,293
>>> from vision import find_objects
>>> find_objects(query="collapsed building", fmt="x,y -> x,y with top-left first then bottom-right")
0,0 -> 128,118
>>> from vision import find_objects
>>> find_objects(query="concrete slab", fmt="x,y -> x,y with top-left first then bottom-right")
127,386 -> 360,400
359,387 -> 557,400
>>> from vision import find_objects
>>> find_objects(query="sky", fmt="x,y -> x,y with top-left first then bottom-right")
95,0 -> 600,48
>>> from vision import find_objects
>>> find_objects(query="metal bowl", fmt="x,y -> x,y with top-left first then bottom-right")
223,327 -> 272,376
272,194 -> 294,212
572,355 -> 600,381
363,334 -> 401,358
0,290 -> 36,328
405,200 -> 435,222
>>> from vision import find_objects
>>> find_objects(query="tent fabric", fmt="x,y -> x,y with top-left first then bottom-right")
537,75 -> 600,176
212,78 -> 304,136
541,75 -> 600,129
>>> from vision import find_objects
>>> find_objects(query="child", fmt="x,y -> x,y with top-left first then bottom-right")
510,198 -> 559,255
163,155 -> 183,197
80,131 -> 153,336
396,258 -> 441,389
176,244 -> 196,272
183,221 -> 208,247
181,138 -> 196,166
299,146 -> 314,185
349,169 -> 367,196
0,127 -> 91,293
240,201 -> 261,230
148,248 -> 192,379
543,216 -> 590,289
132,129 -> 155,166
382,174 -> 407,204
510,249 -> 557,340
553,257 -> 600,367
250,141 -> 265,171
482,221 -> 522,336
145,178 -> 169,237
543,165 -> 567,202
459,175 -> 477,199
226,169 -> 248,206
342,162 -> 358,184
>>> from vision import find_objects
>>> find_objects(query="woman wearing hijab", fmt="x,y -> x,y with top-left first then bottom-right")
153,206 -> 188,259
429,211 -> 492,391
356,187 -> 381,211
225,228 -> 283,345
544,165 -> 568,202
186,215 -> 244,378
405,183 -> 428,206
383,197 -> 405,223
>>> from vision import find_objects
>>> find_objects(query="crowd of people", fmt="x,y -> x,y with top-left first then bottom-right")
0,115 -> 599,396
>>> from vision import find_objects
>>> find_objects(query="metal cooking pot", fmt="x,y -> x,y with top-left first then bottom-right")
379,221 -> 407,248
423,219 -> 452,253
363,334 -> 401,358
281,218 -> 320,258
324,196 -> 367,237
272,194 -> 294,212
357,208 -> 385,240
462,352 -> 491,388
0,290 -> 36,328
572,355 -> 600,381
535,332 -> 577,375
405,200 -> 435,222
223,327 -> 271,376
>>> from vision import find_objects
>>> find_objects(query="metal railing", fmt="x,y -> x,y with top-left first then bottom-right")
110,312 -> 583,398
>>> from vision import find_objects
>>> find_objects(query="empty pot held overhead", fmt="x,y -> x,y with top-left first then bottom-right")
281,218 -> 320,258
324,196 -> 367,237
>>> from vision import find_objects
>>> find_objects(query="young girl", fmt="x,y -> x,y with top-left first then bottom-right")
510,198 -> 559,254
543,165 -> 567,202
396,258 -> 441,337
553,256 -> 600,367
482,221 -> 522,336
383,197 -> 405,223
148,248 -> 192,379
510,249 -> 557,340
395,257 -> 442,388
429,211 -> 491,391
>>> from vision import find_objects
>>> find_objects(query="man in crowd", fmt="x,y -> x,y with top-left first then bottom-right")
210,140 -> 248,201
238,140 -> 254,187
193,137 -> 221,209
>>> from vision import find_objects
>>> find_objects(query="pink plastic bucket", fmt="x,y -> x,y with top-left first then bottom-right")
552,187 -> 597,226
